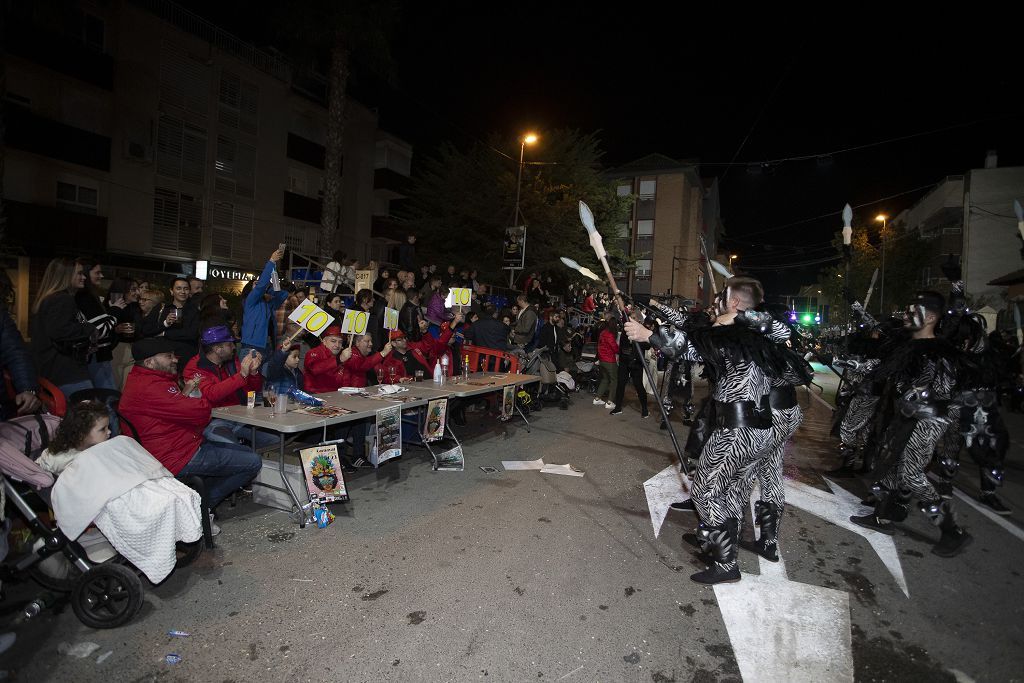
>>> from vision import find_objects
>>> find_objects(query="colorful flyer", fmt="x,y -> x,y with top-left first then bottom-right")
423,398 -> 448,443
298,444 -> 349,503
373,405 -> 402,466
501,384 -> 515,420
301,405 -> 353,418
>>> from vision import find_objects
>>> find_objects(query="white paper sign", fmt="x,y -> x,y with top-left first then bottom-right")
445,287 -> 472,308
287,300 -> 332,337
354,270 -> 375,294
340,309 -> 369,335
383,307 -> 399,331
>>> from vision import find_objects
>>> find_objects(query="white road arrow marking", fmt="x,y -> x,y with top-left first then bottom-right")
715,491 -> 855,683
643,464 -> 691,537
785,477 -> 909,598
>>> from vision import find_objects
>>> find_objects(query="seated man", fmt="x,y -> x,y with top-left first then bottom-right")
381,330 -> 431,381
303,326 -> 351,394
183,325 -> 273,448
340,334 -> 391,388
120,338 -> 262,533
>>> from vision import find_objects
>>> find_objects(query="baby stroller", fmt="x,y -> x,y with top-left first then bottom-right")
514,347 -> 570,410
0,416 -> 202,629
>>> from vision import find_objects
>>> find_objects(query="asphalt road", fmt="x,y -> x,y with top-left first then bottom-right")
3,370 -> 1023,682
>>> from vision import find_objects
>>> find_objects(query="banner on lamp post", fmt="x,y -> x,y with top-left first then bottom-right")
502,226 -> 526,270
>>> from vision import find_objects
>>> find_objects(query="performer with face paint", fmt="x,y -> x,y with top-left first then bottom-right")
851,291 -> 972,557
627,277 -> 790,584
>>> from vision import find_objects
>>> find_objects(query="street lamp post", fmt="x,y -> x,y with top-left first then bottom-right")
510,133 -> 538,287
876,214 -> 888,315
728,254 -> 738,271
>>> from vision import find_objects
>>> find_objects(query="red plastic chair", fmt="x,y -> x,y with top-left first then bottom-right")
464,344 -> 519,374
2,371 -> 66,418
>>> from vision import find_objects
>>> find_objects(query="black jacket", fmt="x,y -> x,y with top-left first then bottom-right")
467,317 -> 510,351
399,301 -> 423,341
30,292 -> 98,386
1,308 -> 37,393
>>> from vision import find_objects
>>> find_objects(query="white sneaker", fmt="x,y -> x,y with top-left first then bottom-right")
593,398 -> 605,405
605,401 -> 615,409
209,514 -> 221,537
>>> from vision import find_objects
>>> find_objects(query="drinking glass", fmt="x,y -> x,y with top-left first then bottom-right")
388,366 -> 397,384
415,370 -> 424,382
265,384 -> 278,416
376,367 -> 385,385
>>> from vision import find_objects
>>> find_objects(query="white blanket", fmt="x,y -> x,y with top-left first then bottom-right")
94,478 -> 202,583
51,436 -> 203,583
51,437 -> 169,539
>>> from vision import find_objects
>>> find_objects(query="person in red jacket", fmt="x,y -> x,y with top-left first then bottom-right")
120,337 -> 262,523
183,325 -> 273,448
380,329 -> 431,381
410,312 -> 462,376
340,334 -> 392,387
594,318 -> 620,406
303,326 -> 350,394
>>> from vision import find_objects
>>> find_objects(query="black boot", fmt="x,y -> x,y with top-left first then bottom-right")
690,519 -> 741,585
739,501 -> 780,562
828,444 -> 860,477
670,499 -> 696,511
850,486 -> 900,535
924,500 -> 973,557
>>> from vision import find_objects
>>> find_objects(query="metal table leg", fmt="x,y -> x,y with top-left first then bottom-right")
276,432 -> 307,528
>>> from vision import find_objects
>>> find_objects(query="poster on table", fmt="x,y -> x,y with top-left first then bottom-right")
372,405 -> 402,466
340,309 -> 369,335
445,288 -> 472,309
383,307 -> 399,331
501,385 -> 516,420
422,398 -> 448,443
502,226 -> 526,269
287,300 -> 333,337
298,444 -> 349,503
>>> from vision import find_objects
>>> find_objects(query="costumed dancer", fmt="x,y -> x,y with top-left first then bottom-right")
626,278 -> 785,584
933,290 -> 1012,515
851,291 -> 972,557
735,304 -> 813,562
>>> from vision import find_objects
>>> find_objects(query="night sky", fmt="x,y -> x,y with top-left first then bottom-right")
187,3 -> 1024,292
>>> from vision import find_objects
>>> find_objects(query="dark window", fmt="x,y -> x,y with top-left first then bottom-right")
283,191 -> 322,224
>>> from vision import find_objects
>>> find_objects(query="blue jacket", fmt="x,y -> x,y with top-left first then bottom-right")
265,348 -> 304,392
241,261 -> 289,352
2,308 -> 38,394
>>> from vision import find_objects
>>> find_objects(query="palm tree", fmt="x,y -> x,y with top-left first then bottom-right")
279,2 -> 397,259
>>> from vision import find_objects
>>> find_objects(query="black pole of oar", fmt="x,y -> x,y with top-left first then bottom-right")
577,202 -> 689,479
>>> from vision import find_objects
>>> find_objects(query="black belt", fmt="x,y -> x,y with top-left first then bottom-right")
769,385 -> 798,410
713,397 -> 772,430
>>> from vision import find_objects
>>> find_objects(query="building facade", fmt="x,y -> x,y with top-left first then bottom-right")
605,154 -> 711,304
2,0 -> 409,323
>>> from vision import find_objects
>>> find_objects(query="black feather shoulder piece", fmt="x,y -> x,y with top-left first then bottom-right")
687,324 -> 787,382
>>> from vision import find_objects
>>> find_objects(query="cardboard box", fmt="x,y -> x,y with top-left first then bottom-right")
251,459 -> 307,512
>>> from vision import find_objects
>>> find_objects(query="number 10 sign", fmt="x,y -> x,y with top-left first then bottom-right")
288,300 -> 333,337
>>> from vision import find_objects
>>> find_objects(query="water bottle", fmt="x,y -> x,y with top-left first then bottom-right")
433,360 -> 443,385
23,592 -> 57,619
440,355 -> 449,386
462,354 -> 470,382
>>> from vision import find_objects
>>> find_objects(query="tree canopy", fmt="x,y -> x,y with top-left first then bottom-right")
400,129 -> 632,286
817,223 -> 936,323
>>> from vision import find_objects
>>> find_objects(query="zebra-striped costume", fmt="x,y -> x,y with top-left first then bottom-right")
650,312 -> 789,582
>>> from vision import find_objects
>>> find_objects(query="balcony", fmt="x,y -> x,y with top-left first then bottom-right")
4,201 -> 107,253
283,191 -> 322,224
374,167 -> 411,198
4,17 -> 114,90
5,105 -> 111,172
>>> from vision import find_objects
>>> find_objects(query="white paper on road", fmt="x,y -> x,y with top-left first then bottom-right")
643,463 -> 691,537
501,459 -> 545,470
540,463 -> 584,477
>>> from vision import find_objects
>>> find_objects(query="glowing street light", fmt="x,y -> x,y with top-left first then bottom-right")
510,133 -> 539,286
876,213 -> 888,314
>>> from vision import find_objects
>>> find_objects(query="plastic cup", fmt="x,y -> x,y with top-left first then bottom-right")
415,370 -> 424,382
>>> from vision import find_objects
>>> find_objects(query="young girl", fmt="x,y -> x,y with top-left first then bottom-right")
37,400 -> 111,475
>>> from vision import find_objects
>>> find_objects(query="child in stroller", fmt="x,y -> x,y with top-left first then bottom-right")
1,401 -> 203,629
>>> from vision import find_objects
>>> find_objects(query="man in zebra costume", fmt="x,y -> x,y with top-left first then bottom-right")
735,304 -> 813,562
933,312 -> 1012,515
851,291 -> 972,557
626,278 -> 789,584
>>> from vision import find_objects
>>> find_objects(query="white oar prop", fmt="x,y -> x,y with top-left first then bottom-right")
559,256 -> 601,282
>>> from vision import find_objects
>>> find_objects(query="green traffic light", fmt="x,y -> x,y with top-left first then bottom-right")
802,314 -> 812,323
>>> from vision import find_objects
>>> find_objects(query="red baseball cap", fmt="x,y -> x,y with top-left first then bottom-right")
390,329 -> 406,340
322,326 -> 343,339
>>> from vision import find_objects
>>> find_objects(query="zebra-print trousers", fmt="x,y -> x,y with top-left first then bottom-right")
692,425 -> 773,527
839,394 -> 879,448
878,414 -> 953,502
731,405 -> 804,520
